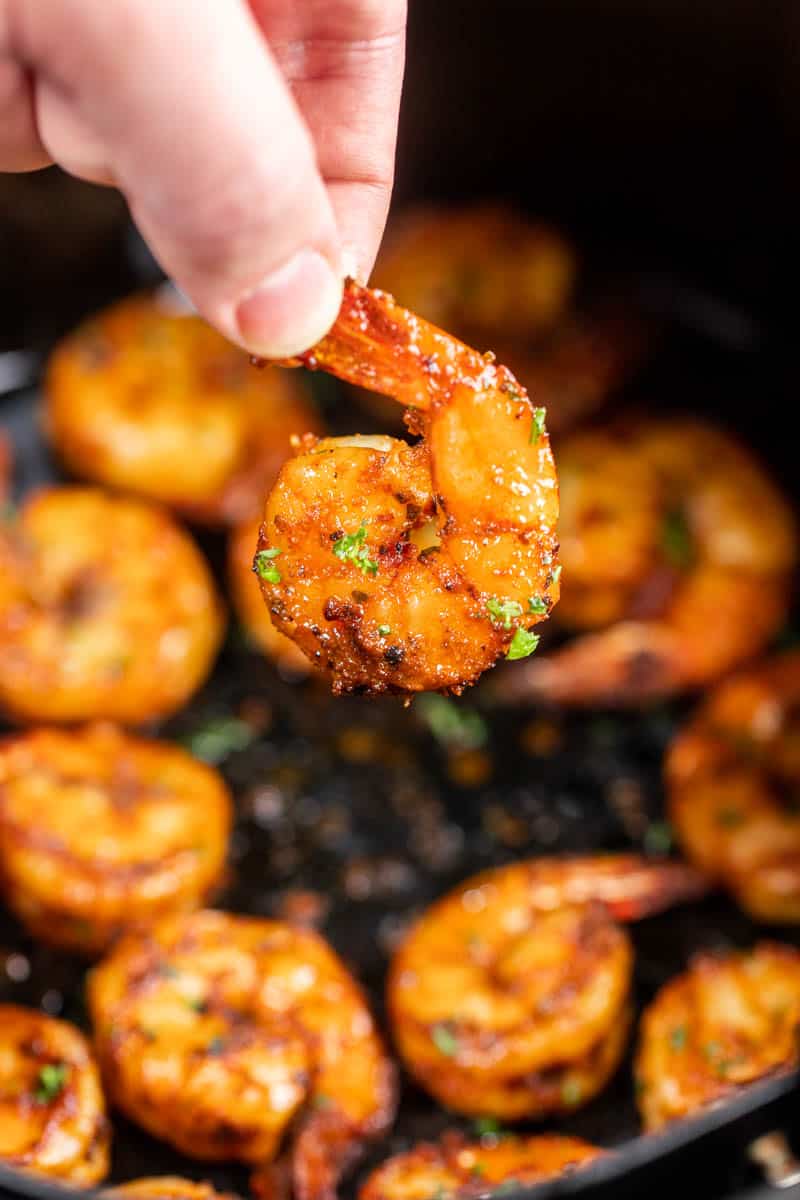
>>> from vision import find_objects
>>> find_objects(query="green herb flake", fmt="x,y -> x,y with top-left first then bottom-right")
487,598 -> 523,630
716,807 -> 745,828
431,1022 -> 459,1058
184,996 -> 207,1013
253,547 -> 282,584
35,1063 -> 69,1104
313,1093 -> 333,1110
207,1036 -> 226,1056
417,695 -> 488,751
474,1116 -> 503,1137
378,624 -> 391,637
471,1164 -> 485,1179
506,628 -> 541,661
181,716 -> 256,764
528,595 -> 548,616
662,509 -> 694,570
643,821 -> 673,855
561,1078 -> 582,1108
529,407 -> 547,444
332,523 -> 378,577
550,564 -> 562,585
669,1025 -> 687,1052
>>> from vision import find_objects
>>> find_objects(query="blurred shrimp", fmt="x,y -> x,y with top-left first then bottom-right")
667,651 -> 800,923
388,855 -> 706,1120
0,1004 -> 109,1185
0,486 -> 224,724
497,419 -> 796,706
635,942 -> 800,1131
0,724 -> 231,954
88,910 -> 395,1200
359,1133 -> 604,1200
46,294 -> 322,525
255,280 -> 560,695
110,1179 -> 238,1200
228,516 -> 312,677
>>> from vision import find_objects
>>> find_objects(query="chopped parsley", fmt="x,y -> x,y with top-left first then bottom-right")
181,716 -> 256,764
332,523 -> 378,577
561,1078 -> 582,1108
487,598 -> 523,629
184,996 -> 207,1013
550,564 -> 562,585
471,1164 -> 485,1179
506,628 -> 540,661
669,1025 -> 687,1052
313,1093 -> 333,1110
431,1022 -> 459,1057
378,624 -> 392,637
716,807 -> 745,828
529,407 -> 547,444
253,547 -> 282,584
528,595 -> 548,615
35,1063 -> 69,1104
207,1036 -> 227,1056
662,509 -> 694,570
474,1116 -> 504,1137
417,695 -> 488,751
643,821 -> 673,855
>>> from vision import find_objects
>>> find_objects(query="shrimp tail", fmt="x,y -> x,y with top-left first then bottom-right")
291,1111 -> 367,1200
529,854 -> 710,921
266,280 -> 484,410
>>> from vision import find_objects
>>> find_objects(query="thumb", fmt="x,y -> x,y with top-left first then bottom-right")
12,0 -> 343,355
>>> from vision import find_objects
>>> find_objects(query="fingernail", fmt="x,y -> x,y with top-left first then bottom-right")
235,249 -> 343,358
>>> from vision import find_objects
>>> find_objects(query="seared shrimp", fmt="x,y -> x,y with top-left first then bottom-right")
635,942 -> 800,1131
359,1134 -> 604,1200
0,1004 -> 109,1185
110,1179 -> 239,1200
0,724 -> 231,954
667,651 -> 800,923
0,487 -> 224,724
255,280 -> 560,695
498,419 -> 796,706
228,517 -> 311,676
88,910 -> 395,1200
388,855 -> 706,1120
46,294 -> 321,524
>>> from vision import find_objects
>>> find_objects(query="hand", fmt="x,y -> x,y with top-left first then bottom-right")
0,0 -> 406,354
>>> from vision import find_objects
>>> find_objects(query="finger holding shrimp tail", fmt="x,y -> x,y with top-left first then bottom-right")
254,279 -> 560,695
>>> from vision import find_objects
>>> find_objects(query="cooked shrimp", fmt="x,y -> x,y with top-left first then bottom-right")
255,280 -> 560,695
359,1133 -> 604,1200
388,855 -> 706,1120
46,294 -> 321,524
0,1004 -> 110,1185
110,1178 -> 239,1200
88,910 -> 395,1200
0,724 -> 231,954
667,651 -> 800,923
635,942 -> 800,1131
228,516 -> 312,676
0,486 -> 224,724
497,419 -> 796,706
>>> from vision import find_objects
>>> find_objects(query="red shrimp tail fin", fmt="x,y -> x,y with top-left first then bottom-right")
292,1110 -> 365,1200
527,854 -> 710,922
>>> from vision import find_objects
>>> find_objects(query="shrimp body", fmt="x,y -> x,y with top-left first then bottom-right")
110,1179 -> 239,1200
359,1134 -> 604,1200
388,855 -> 705,1119
88,911 -> 395,1200
0,487 -> 224,724
635,943 -> 800,1131
257,282 -> 560,695
667,652 -> 800,923
0,725 -> 231,954
499,420 -> 796,706
46,295 -> 321,525
0,1004 -> 109,1185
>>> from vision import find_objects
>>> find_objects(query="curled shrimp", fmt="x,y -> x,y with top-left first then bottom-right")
359,1133 -> 604,1200
388,855 -> 706,1120
0,1003 -> 110,1185
635,942 -> 800,1131
255,280 -> 560,695
88,910 -> 396,1200
667,651 -> 800,923
497,419 -> 796,706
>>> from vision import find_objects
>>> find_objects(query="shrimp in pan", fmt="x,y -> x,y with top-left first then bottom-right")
359,1133 -> 604,1200
110,1179 -> 239,1200
498,419 -> 796,706
46,294 -> 321,525
255,280 -> 560,695
88,910 -> 396,1200
0,1004 -> 110,1185
667,651 -> 800,923
0,724 -> 232,954
635,942 -> 800,1131
388,855 -> 706,1120
0,486 -> 224,724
